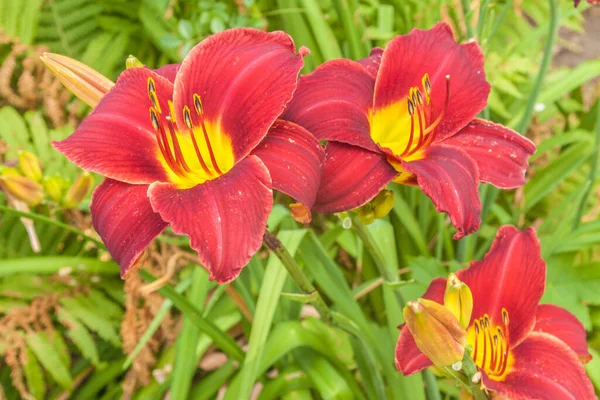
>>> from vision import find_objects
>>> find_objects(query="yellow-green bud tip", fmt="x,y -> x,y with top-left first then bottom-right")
444,273 -> 473,329
371,189 -> 395,219
43,176 -> 66,203
0,172 -> 44,206
126,55 -> 144,69
18,151 -> 43,182
63,172 -> 94,208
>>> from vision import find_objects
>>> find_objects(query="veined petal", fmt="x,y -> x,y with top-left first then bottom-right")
373,23 -> 489,141
152,63 -> 180,83
91,179 -> 168,278
148,156 -> 272,283
534,304 -> 591,362
358,47 -> 383,78
442,119 -> 536,188
251,119 -> 325,211
457,226 -> 545,349
282,59 -> 379,153
483,332 -> 595,400
173,28 -> 305,161
395,278 -> 446,375
313,142 -> 397,213
401,145 -> 481,239
53,68 -> 172,184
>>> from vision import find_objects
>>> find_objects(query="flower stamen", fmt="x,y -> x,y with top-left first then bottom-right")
471,310 -> 511,380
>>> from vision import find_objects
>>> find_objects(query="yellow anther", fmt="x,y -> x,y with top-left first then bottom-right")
407,98 -> 415,115
149,108 -> 160,130
183,106 -> 193,129
193,94 -> 203,115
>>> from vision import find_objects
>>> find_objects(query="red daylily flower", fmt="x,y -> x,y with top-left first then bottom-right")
53,29 -> 325,283
282,23 -> 536,238
396,226 -> 595,399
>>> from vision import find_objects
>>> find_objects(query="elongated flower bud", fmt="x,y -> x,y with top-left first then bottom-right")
40,53 -> 114,107
371,189 -> 395,219
63,172 -> 94,208
18,151 -> 42,182
0,169 -> 44,206
404,298 -> 466,368
444,273 -> 473,329
43,176 -> 66,202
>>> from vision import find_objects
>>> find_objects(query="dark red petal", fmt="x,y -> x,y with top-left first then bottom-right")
251,119 -> 324,210
483,332 -> 595,400
358,47 -> 383,78
173,28 -> 305,160
282,59 -> 379,153
147,156 -> 272,283
395,278 -> 446,374
534,304 -> 591,362
374,23 -> 489,140
442,118 -> 536,189
312,142 -> 397,213
401,145 -> 481,239
91,178 -> 168,278
457,226 -> 545,348
151,63 -> 181,82
53,68 -> 171,184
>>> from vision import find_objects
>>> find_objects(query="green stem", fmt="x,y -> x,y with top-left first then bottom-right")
0,204 -> 104,247
422,370 -> 442,400
262,231 -> 333,322
461,354 -> 488,400
460,0 -> 474,38
573,101 -> 600,229
352,217 -> 406,308
476,0 -> 493,38
514,0 -> 559,134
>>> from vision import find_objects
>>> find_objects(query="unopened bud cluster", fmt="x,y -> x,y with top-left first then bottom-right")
356,189 -> 395,225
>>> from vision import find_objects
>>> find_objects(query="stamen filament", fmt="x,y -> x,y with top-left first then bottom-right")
166,118 -> 192,173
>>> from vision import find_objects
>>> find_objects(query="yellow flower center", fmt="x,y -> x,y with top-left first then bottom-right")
369,73 -> 450,163
466,308 -> 513,381
147,77 -> 234,188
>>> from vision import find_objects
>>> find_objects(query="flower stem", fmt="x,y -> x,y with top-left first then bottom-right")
262,231 -> 333,322
461,354 -> 489,400
352,217 -> 406,308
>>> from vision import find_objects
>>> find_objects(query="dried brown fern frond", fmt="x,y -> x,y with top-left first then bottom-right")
0,32 -> 75,127
120,243 -> 186,398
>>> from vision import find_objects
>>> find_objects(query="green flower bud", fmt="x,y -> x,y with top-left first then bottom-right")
63,172 -> 94,208
0,170 -> 44,206
404,298 -> 466,368
126,55 -> 144,69
18,151 -> 42,182
444,273 -> 473,329
43,175 -> 66,202
371,189 -> 395,219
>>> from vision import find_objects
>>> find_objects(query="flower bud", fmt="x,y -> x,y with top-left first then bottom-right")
40,53 -> 114,107
0,170 -> 44,206
43,175 -> 66,202
126,55 -> 144,69
444,273 -> 473,329
371,189 -> 395,219
290,202 -> 312,224
18,151 -> 42,182
63,172 -> 94,208
403,298 -> 466,368
356,205 -> 375,225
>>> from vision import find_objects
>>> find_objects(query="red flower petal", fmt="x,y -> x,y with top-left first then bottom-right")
534,304 -> 591,362
483,332 -> 595,400
91,178 -> 168,278
358,47 -> 383,78
457,226 -> 545,348
251,119 -> 324,210
148,156 -> 272,283
395,278 -> 446,374
152,63 -> 180,83
442,119 -> 536,189
53,68 -> 171,184
374,23 -> 489,141
282,59 -> 379,153
313,142 -> 397,213
173,29 -> 305,161
401,145 -> 481,239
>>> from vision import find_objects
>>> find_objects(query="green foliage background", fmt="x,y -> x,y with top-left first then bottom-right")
0,0 -> 599,399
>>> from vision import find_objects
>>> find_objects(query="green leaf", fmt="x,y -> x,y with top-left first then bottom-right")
23,347 -> 46,400
26,332 -> 73,391
58,307 -> 102,367
60,297 -> 122,348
